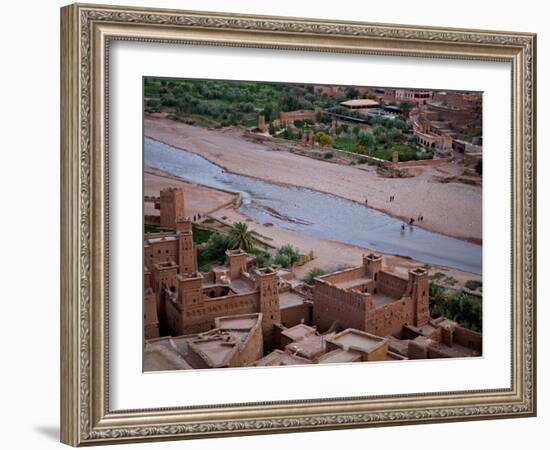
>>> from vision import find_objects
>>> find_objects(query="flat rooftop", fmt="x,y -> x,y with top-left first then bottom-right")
341,99 -> 379,107
191,339 -> 236,367
229,277 -> 256,294
434,342 -> 481,358
387,336 -> 411,357
333,276 -> 372,290
144,339 -> 194,371
279,291 -> 306,309
285,334 -> 325,359
217,314 -> 259,331
331,329 -> 386,353
252,349 -> 313,367
143,349 -> 193,371
317,348 -> 362,364
281,323 -> 316,342
146,236 -> 177,244
372,292 -> 400,308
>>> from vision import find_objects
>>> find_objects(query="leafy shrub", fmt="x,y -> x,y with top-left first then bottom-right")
315,131 -> 334,146
203,233 -> 230,263
304,267 -> 326,285
465,280 -> 483,291
429,272 -> 446,281
274,244 -> 300,268
254,250 -> 272,268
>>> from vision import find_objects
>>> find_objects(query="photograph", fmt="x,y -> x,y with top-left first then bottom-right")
142,79 -> 484,371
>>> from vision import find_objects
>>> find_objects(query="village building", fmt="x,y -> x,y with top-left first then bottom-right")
340,98 -> 380,110
144,313 -> 264,370
275,108 -> 322,127
144,189 -> 481,370
385,88 -> 434,105
408,91 -> 482,155
312,253 -> 430,337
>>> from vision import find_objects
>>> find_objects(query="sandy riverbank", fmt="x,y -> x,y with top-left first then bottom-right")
144,168 -> 480,283
144,114 -> 482,243
144,168 -> 240,217
209,205 -> 480,284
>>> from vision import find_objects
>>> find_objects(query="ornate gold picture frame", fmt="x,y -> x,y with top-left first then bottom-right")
60,3 -> 536,446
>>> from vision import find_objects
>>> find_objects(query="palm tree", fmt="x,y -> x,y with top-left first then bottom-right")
227,222 -> 254,252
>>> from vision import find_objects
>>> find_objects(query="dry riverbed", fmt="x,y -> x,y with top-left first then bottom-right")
144,114 -> 482,244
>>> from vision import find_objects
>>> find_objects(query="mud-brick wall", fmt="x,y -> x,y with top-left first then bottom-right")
454,326 -> 482,352
366,299 -> 414,337
236,321 -> 264,366
313,281 -> 368,332
144,239 -> 178,272
182,292 -> 258,334
318,266 -> 366,284
378,271 -> 408,299
280,302 -> 312,328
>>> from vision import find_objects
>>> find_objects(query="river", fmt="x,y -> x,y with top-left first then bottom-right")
144,137 -> 482,274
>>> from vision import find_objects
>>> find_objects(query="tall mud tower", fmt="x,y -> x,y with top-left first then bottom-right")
160,187 -> 184,229
408,268 -> 430,327
255,268 -> 281,352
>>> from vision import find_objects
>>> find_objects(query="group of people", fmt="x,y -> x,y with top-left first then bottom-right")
192,213 -> 202,222
408,215 -> 424,225
362,195 -> 425,234
365,194 -> 397,207
401,215 -> 425,232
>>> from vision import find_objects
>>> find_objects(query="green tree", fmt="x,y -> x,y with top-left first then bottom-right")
345,87 -> 359,99
274,244 -> 300,268
359,132 -> 376,148
274,252 -> 291,268
227,222 -> 254,252
445,290 -> 479,330
429,282 -> 449,318
399,100 -> 415,116
145,98 -> 161,112
315,131 -> 334,146
282,127 -> 294,140
254,250 -> 272,268
203,233 -> 230,262
304,267 -> 326,285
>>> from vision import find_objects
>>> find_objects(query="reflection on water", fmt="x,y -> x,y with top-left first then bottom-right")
144,137 -> 482,274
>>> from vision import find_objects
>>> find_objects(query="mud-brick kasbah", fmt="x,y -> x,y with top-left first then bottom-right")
143,188 -> 481,370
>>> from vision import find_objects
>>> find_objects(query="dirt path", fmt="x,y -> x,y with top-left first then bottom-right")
144,114 -> 482,243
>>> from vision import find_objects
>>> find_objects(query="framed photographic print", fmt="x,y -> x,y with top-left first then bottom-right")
60,3 -> 537,446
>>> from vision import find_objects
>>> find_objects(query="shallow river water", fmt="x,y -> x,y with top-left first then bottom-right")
144,137 -> 482,274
